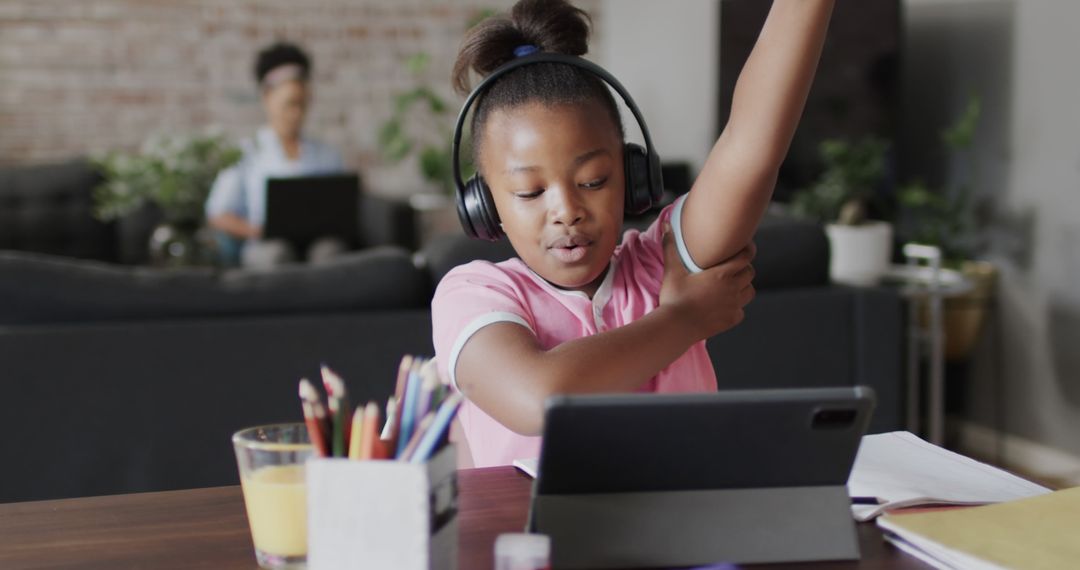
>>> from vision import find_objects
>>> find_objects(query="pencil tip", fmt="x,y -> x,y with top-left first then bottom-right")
298,378 -> 317,400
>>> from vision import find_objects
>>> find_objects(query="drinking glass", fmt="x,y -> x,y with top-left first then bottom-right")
233,423 -> 313,569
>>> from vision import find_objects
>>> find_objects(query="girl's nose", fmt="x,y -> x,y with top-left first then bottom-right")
547,184 -> 585,227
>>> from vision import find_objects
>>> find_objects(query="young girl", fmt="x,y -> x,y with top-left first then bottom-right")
434,0 -> 834,468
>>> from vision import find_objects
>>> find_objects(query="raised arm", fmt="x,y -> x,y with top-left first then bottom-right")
681,0 -> 834,269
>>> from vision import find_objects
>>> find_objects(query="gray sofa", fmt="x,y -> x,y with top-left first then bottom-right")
0,158 -> 420,265
0,160 -> 904,503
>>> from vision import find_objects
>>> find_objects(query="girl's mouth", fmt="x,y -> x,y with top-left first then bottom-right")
547,234 -> 594,264
549,243 -> 590,263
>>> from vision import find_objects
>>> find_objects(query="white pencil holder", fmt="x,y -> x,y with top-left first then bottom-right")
306,445 -> 458,570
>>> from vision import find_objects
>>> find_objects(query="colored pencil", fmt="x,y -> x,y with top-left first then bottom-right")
388,356 -> 413,451
347,404 -> 366,460
398,412 -> 436,462
414,362 -> 439,423
380,396 -> 398,441
359,401 -> 380,460
299,399 -> 326,458
395,358 -> 425,458
298,378 -> 330,457
373,438 -> 391,460
392,356 -> 413,416
407,392 -> 464,463
321,364 -> 351,457
311,397 -> 332,455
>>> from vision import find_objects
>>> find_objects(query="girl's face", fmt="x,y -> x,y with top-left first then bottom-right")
480,100 -> 624,297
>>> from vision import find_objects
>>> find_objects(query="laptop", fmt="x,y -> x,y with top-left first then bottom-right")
263,173 -> 360,248
529,386 -> 876,569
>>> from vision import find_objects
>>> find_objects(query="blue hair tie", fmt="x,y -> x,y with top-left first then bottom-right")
513,44 -> 539,58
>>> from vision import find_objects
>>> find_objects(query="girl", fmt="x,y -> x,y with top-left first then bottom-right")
434,0 -> 834,468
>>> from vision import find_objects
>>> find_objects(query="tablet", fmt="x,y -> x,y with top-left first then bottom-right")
530,386 -> 876,567
535,386 -> 875,496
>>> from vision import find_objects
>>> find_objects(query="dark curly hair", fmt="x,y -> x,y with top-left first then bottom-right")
452,0 -> 624,163
254,42 -> 311,86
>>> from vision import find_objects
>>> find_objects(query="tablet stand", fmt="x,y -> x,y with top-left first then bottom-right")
531,484 -> 858,568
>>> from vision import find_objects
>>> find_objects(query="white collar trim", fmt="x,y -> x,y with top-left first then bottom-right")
523,257 -> 618,315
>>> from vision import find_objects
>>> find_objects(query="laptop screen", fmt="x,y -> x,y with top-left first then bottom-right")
263,173 -> 360,247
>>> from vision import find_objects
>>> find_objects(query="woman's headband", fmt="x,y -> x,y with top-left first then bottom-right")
261,63 -> 306,90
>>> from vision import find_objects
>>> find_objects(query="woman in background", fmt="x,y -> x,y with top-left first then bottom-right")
206,41 -> 345,267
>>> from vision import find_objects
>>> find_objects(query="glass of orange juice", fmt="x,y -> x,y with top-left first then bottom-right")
233,423 -> 313,569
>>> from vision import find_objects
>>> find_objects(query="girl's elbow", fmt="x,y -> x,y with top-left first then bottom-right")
501,400 -> 545,436
510,382 -> 559,436
510,414 -> 544,437
474,386 -> 547,437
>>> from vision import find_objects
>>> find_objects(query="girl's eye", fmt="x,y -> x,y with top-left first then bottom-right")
514,188 -> 544,199
580,177 -> 608,190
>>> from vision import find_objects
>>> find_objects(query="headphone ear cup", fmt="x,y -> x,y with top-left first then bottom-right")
456,175 -> 503,241
623,143 -> 654,215
647,146 -> 664,207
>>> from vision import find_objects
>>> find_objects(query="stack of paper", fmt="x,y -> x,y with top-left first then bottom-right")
512,457 -> 538,478
878,486 -> 1080,570
848,431 -> 1050,521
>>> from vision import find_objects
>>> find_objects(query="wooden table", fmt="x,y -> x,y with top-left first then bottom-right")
0,467 -> 926,569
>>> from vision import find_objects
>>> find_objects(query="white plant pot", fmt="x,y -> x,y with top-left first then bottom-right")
825,221 -> 893,286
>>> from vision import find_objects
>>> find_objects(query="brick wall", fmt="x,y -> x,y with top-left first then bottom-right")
0,0 -> 603,195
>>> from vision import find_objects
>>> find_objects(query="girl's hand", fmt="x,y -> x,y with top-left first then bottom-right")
659,223 -> 756,340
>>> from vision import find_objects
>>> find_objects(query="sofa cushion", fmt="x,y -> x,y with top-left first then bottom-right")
416,233 -> 518,288
0,247 -> 428,326
0,159 -> 116,262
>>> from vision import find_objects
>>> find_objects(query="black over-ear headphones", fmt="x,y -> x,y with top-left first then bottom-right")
452,52 -> 664,241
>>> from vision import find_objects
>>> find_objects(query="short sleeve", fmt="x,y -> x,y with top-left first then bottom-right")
431,262 -> 535,391
669,193 -> 705,273
205,163 -> 246,219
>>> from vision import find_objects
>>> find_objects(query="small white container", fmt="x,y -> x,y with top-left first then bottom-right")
306,445 -> 457,570
495,533 -> 551,570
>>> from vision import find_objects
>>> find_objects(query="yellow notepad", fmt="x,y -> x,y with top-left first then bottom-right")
878,486 -> 1080,570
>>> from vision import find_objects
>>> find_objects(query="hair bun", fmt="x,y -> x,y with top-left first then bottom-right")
511,0 -> 590,56
452,0 -> 592,95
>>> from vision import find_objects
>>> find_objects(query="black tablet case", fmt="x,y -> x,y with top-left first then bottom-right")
530,386 -> 876,569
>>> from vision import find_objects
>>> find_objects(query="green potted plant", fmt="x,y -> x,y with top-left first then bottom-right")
897,95 -> 995,360
790,136 -> 893,286
377,52 -> 476,244
93,129 -> 242,266
377,10 -> 494,245
378,53 -> 459,197
897,96 -> 983,266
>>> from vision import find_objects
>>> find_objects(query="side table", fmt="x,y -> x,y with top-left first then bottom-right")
883,244 -> 974,445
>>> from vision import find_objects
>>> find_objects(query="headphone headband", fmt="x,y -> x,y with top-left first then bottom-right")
451,52 -> 660,193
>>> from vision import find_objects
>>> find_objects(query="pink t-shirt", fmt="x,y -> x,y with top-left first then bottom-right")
431,196 -> 717,468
